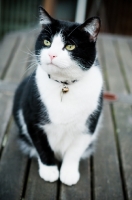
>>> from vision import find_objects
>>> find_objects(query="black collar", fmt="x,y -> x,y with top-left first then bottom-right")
48,74 -> 77,85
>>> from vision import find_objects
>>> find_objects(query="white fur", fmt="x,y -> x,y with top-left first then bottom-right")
60,162 -> 80,186
35,33 -> 103,185
40,34 -> 86,82
40,18 -> 51,25
60,133 -> 98,185
84,19 -> 99,41
18,109 -> 29,136
39,9 -> 51,25
18,140 -> 37,157
18,33 -> 103,185
38,159 -> 59,182
18,109 -> 37,157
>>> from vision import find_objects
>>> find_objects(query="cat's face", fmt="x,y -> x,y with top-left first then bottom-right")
35,7 -> 101,80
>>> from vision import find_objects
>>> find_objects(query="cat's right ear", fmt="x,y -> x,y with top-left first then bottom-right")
39,6 -> 54,25
80,17 -> 101,42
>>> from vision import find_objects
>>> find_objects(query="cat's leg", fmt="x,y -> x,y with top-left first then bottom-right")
60,92 -> 103,186
38,158 -> 59,183
27,124 -> 59,182
60,133 -> 94,186
60,91 -> 103,185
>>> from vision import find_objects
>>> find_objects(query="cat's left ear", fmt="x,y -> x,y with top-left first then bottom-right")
81,17 -> 101,42
39,6 -> 54,25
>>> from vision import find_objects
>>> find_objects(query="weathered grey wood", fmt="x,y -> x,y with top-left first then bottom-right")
128,40 -> 132,55
4,33 -> 36,82
94,105 -> 124,200
1,30 -> 132,199
0,80 -> 17,94
0,122 -> 28,200
0,33 -> 19,79
0,32 -> 36,199
99,33 -> 132,42
60,160 -> 91,200
116,39 -> 132,93
101,38 -> 127,93
25,158 -> 58,200
0,94 -> 13,150
101,37 -> 132,200
113,104 -> 132,200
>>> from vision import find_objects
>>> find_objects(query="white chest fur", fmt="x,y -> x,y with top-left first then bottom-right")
36,65 -> 103,159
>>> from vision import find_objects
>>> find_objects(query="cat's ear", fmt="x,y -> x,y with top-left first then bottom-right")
39,6 -> 54,25
81,17 -> 101,41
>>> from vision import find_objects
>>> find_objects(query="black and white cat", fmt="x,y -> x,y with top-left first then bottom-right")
13,6 -> 103,186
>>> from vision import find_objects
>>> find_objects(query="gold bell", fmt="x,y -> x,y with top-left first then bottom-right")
62,86 -> 69,93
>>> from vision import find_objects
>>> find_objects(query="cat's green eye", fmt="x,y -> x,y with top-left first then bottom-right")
66,44 -> 75,51
44,39 -> 51,46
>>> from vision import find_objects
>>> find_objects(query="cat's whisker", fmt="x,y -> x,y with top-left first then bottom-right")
46,25 -> 52,34
25,50 -> 36,57
27,60 -> 37,67
27,26 -> 40,34
21,50 -> 35,58
20,58 -> 37,63
25,65 -> 37,75
25,61 -> 37,70
26,67 -> 36,74
44,29 -> 51,35
70,39 -> 77,47
23,64 -> 37,78
22,48 -> 37,58
19,58 -> 35,66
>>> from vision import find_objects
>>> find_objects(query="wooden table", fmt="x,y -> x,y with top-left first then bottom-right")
0,30 -> 132,200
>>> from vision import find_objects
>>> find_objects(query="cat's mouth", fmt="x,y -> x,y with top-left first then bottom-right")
49,63 -> 58,67
48,62 -> 61,69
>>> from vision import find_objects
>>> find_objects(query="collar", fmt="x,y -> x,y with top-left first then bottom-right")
48,74 -> 77,85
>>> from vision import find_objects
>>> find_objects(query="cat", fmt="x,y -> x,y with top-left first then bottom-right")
13,6 -> 103,186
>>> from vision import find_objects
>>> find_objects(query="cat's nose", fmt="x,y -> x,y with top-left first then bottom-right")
49,54 -> 57,60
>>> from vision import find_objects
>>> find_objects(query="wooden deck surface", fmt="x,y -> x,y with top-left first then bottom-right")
0,30 -> 132,200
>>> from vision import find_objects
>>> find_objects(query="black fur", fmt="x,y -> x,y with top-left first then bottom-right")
13,72 -> 56,165
87,90 -> 103,134
13,7 -> 102,169
35,20 -> 98,70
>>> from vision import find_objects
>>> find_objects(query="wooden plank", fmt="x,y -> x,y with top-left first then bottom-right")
113,103 -> 132,200
0,33 -> 19,79
0,122 -> 28,200
101,37 -> 132,200
4,33 -> 36,82
101,37 -> 127,93
128,39 -> 132,54
94,105 -> 124,200
116,39 -> 132,93
25,158 -> 58,200
0,94 -> 13,151
0,80 -> 17,94
95,39 -> 124,200
60,160 -> 91,200
99,33 -> 132,41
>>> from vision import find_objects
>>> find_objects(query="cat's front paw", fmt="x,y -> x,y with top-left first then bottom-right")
60,164 -> 80,186
39,164 -> 59,182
